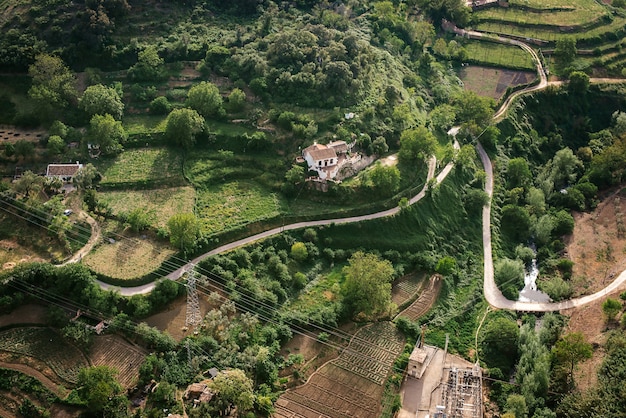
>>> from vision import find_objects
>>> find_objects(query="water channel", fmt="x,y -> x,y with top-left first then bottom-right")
518,258 -> 552,303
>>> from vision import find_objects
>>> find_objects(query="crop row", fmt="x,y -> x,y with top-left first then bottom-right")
273,398 -> 330,418
283,391 -> 357,418
89,336 -> 146,388
307,377 -> 379,412
0,327 -> 88,383
332,322 -> 404,385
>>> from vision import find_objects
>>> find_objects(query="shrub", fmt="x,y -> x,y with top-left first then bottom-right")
150,96 -> 171,115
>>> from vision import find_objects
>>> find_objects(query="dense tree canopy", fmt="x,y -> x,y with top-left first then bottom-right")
342,251 -> 395,320
80,84 -> 124,120
187,81 -> 225,118
167,213 -> 201,254
165,108 -> 205,150
28,54 -> 77,112
87,113 -> 127,155
399,126 -> 437,163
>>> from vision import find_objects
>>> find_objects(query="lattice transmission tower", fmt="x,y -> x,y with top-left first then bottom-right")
185,264 -> 202,329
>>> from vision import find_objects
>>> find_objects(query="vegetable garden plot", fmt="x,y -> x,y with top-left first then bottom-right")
0,327 -> 89,384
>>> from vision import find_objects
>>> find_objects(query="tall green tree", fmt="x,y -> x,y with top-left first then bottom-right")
28,54 -> 77,111
165,108 -> 205,150
73,163 -> 100,190
167,213 -> 201,253
80,84 -> 124,120
77,365 -> 126,415
209,369 -> 255,415
399,126 -> 437,163
369,162 -> 400,195
494,258 -> 525,300
342,251 -> 395,319
507,158 -> 532,190
552,332 -> 592,390
554,37 -> 577,73
187,81 -> 225,118
87,114 -> 127,155
13,170 -> 44,198
481,315 -> 519,375
128,46 -> 165,81
516,325 -> 550,414
601,298 -> 622,323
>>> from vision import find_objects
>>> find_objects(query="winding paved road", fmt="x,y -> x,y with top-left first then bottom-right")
97,141 -> 458,296
94,32 -> 626,312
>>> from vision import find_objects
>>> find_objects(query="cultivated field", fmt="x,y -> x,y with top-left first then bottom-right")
474,1 -> 607,27
98,186 -> 195,228
274,322 -> 404,418
397,275 -> 443,321
96,147 -> 185,187
89,335 -> 146,389
459,66 -> 536,99
82,232 -> 175,280
0,327 -> 89,384
462,43 -> 535,71
392,272 -> 427,307
196,181 -> 285,235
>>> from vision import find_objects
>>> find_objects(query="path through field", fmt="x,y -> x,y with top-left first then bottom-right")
0,361 -> 68,398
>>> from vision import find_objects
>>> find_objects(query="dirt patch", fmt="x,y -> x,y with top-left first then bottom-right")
565,187 -> 626,295
144,294 -> 221,341
459,66 -> 536,99
560,186 -> 626,391
0,125 -> 45,143
0,304 -> 47,328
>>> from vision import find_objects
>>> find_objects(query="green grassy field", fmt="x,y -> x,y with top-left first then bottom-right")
463,41 -> 535,70
95,147 -> 184,186
98,186 -> 196,228
82,219 -> 176,279
474,1 -> 607,27
474,15 -> 626,43
196,181 -> 286,235
283,266 -> 344,314
123,115 -> 167,135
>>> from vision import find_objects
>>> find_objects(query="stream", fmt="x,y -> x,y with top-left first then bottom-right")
518,258 -> 552,303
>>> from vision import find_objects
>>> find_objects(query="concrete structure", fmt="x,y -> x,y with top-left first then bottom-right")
408,345 -> 429,379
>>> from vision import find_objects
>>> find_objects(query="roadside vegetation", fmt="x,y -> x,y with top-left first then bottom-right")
0,0 -> 626,416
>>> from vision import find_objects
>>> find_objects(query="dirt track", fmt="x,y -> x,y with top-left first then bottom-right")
0,361 -> 67,399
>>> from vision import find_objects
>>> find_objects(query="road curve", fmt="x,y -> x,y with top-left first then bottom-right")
473,34 -> 626,311
98,142 -> 460,296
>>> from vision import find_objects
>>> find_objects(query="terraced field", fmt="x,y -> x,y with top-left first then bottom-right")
89,335 -> 146,389
397,275 -> 443,321
0,327 -> 89,384
274,322 -> 404,418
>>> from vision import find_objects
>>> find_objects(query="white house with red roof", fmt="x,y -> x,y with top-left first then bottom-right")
45,162 -> 83,183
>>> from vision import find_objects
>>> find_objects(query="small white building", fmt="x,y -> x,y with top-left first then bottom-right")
302,141 -> 350,180
45,162 -> 83,183
408,345 -> 429,379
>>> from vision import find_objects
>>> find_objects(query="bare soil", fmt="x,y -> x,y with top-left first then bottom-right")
565,187 -> 626,295
561,186 -> 626,391
143,294 -> 221,341
0,304 -> 47,328
0,125 -> 45,143
88,335 -> 146,389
